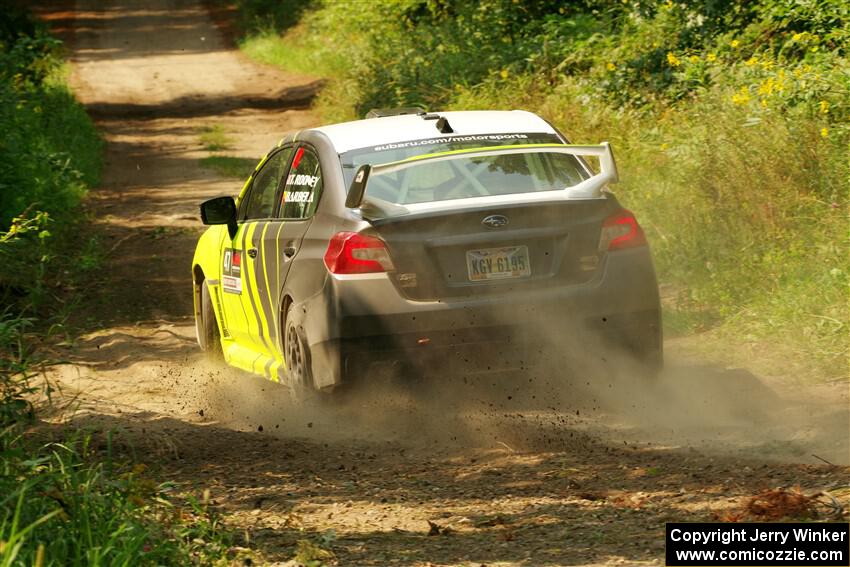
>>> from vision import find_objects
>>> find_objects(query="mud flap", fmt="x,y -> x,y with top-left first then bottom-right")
289,300 -> 340,391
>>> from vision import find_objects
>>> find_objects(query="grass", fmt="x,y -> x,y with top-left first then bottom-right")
200,155 -> 256,179
0,234 -> 250,564
198,124 -> 256,181
198,124 -> 233,152
236,0 -> 848,380
0,426 -> 242,565
0,7 -> 252,564
292,536 -> 336,567
0,62 -> 101,231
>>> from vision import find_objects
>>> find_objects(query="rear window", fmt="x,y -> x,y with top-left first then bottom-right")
341,132 -> 573,186
366,149 -> 588,205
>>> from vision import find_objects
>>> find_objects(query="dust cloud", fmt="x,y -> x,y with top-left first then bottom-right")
179,314 -> 849,467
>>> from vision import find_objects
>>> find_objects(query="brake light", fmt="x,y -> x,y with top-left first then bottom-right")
599,209 -> 647,251
324,232 -> 395,274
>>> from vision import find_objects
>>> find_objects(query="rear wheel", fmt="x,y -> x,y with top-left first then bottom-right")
196,281 -> 221,357
284,306 -> 315,401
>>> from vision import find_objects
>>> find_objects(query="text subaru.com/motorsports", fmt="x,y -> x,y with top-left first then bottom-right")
192,109 -> 662,394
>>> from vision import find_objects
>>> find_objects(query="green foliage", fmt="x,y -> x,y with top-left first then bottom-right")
292,532 -> 336,567
0,6 -> 101,232
0,8 -> 102,316
0,431 -> 238,565
0,312 -> 38,427
0,238 -> 242,565
241,0 -> 848,377
0,8 -> 246,565
232,0 -> 315,35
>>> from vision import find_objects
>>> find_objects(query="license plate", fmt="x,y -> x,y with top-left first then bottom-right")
466,245 -> 531,281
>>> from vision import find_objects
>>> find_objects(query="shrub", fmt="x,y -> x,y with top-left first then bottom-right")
239,0 -> 848,376
0,7 -> 101,232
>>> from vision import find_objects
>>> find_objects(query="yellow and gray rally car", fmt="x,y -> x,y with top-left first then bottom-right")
192,109 -> 662,393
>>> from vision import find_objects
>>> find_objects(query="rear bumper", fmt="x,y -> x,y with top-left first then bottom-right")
304,247 -> 662,387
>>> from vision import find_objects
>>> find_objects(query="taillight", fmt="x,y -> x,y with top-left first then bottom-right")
599,209 -> 647,251
324,232 -> 395,274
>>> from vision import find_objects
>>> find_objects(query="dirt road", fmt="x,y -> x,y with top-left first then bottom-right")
38,1 -> 850,565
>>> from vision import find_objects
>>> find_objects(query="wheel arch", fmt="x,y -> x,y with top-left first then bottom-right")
193,264 -> 205,285
280,293 -> 294,334
192,264 -> 205,322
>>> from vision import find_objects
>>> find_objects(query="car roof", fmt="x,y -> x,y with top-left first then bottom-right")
312,110 -> 559,154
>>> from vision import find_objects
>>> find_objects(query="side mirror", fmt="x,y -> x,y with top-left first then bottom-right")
200,196 -> 237,239
345,165 -> 371,208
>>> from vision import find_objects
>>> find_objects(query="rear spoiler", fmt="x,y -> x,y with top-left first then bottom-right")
346,142 -> 619,208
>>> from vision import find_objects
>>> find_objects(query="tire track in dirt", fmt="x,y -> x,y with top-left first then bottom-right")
37,1 -> 849,565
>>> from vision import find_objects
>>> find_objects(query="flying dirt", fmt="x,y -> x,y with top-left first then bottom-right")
39,0 -> 849,565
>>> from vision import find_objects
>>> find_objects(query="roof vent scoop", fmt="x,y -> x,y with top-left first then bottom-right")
365,107 -> 426,119
435,116 -> 453,134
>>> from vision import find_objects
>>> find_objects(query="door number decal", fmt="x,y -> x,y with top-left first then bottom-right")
222,249 -> 243,294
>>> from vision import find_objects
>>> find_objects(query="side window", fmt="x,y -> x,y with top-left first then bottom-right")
241,148 -> 293,221
280,147 -> 322,219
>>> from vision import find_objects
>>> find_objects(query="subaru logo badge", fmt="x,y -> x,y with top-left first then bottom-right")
482,214 -> 508,229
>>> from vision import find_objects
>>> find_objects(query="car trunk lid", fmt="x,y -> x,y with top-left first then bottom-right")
367,198 -> 614,300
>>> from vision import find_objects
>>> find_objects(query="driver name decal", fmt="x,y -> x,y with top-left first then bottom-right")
282,190 -> 314,203
286,173 -> 319,188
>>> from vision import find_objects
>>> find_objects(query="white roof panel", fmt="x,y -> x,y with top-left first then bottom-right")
313,110 -> 559,153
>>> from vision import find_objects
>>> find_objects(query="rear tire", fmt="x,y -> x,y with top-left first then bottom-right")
196,281 -> 221,357
284,306 -> 315,402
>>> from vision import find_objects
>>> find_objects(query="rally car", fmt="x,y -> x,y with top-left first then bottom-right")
192,109 -> 662,393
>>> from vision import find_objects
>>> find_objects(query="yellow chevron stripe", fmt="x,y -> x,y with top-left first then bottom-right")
269,221 -> 286,381
236,172 -> 253,203
259,223 -> 285,382
250,223 -> 272,355
243,223 -> 261,340
260,221 -> 273,338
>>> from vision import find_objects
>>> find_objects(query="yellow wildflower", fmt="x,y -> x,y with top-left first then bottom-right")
757,77 -> 774,96
820,127 -> 829,138
707,53 -> 717,62
819,100 -> 829,114
499,69 -> 509,79
667,52 -> 681,67
660,143 -> 669,151
792,32 -> 804,42
745,56 -> 759,66
607,62 -> 617,71
775,71 -> 786,93
731,86 -> 750,105
810,45 -> 819,52
731,40 -> 740,48
761,99 -> 768,109
688,55 -> 700,64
